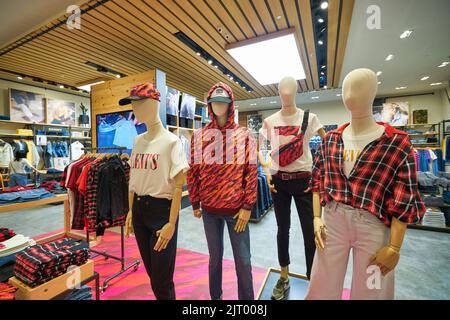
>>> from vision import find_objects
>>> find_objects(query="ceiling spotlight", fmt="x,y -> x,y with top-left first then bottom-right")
320,1 -> 329,10
336,94 -> 342,97
270,101 -> 277,104
318,40 -> 324,45
17,76 -> 23,80
321,65 -> 326,69
321,72 -> 325,75
214,65 -> 218,68
395,86 -> 407,90
430,82 -> 442,86
208,59 -> 213,65
400,30 -> 413,39
421,76 -> 430,81
311,96 -> 319,100
59,85 -> 64,89
318,18 -> 324,23
115,74 -> 121,78
230,76 -> 233,80
248,90 -> 252,93
385,54 -> 394,61
378,81 -> 381,85
376,71 -> 382,76
250,103 -> 257,106
438,61 -> 450,68
276,15 -> 281,20
196,52 -> 201,56
324,85 -> 327,89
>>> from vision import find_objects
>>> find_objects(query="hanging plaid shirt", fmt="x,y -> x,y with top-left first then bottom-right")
311,122 -> 425,227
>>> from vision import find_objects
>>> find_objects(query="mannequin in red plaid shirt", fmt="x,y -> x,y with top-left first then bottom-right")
306,69 -> 425,300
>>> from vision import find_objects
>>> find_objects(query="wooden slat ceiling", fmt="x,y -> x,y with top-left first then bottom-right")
0,0 -> 354,100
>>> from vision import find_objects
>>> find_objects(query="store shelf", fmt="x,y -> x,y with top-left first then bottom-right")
0,133 -> 33,137
0,119 -> 90,130
408,133 -> 438,136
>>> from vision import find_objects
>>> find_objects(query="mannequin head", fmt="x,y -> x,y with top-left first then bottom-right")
131,98 -> 161,125
342,68 -> 378,117
278,76 -> 298,108
211,102 -> 229,118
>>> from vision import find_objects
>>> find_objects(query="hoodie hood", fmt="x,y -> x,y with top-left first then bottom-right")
206,82 -> 236,129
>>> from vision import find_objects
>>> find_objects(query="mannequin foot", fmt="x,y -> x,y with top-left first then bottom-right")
271,277 -> 290,300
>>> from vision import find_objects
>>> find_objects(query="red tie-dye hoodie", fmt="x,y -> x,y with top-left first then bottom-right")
187,82 -> 258,216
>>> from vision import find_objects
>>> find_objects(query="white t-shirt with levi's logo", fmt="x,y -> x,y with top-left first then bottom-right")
261,109 -> 323,173
129,130 -> 189,199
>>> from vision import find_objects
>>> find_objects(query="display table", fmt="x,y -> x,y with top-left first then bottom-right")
9,260 -> 99,300
257,268 -> 309,300
0,193 -> 86,244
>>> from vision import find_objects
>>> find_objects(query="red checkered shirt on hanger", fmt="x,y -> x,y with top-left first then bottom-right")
311,122 -> 426,227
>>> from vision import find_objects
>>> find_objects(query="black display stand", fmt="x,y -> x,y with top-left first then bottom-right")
257,268 -> 309,300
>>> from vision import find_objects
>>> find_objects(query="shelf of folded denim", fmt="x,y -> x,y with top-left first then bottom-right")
0,188 -> 55,206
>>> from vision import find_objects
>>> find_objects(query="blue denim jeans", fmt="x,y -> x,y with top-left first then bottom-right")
9,174 -> 28,187
0,188 -> 54,204
202,211 -> 254,300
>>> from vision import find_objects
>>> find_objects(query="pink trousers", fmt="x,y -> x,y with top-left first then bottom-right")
306,201 -> 395,300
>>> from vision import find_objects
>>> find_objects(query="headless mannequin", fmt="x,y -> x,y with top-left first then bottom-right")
125,98 -> 186,252
313,68 -> 407,277
260,77 -> 326,280
193,101 -> 251,232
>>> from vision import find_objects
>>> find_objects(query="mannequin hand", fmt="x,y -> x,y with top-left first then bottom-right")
234,209 -> 251,233
154,222 -> 175,252
267,175 -> 277,193
125,212 -> 134,237
313,217 -> 327,250
369,245 -> 400,276
193,209 -> 202,219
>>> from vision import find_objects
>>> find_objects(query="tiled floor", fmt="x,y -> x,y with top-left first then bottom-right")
1,202 -> 449,299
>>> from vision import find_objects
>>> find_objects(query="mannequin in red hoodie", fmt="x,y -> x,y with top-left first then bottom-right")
187,82 -> 258,300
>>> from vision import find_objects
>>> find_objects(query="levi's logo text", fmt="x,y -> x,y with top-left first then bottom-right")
131,153 -> 160,170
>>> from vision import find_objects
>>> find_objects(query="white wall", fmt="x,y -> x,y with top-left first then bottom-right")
0,78 -> 91,126
257,90 -> 448,127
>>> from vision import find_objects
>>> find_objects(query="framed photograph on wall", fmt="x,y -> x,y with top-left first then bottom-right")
373,102 -> 409,126
46,99 -> 76,125
247,114 -> 263,134
413,109 -> 428,124
9,88 -> 46,123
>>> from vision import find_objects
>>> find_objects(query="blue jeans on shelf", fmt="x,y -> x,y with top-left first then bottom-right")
202,211 -> 254,300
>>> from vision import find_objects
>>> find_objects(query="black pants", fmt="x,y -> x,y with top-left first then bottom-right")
132,194 -> 178,300
271,175 -> 315,279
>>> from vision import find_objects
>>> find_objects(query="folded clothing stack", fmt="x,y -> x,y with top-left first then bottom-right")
0,283 -> 17,300
0,188 -> 55,205
0,228 -> 15,243
14,238 -> 90,287
0,235 -> 36,257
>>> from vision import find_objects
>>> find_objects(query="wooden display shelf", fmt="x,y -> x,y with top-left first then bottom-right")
9,260 -> 94,300
0,119 -> 90,130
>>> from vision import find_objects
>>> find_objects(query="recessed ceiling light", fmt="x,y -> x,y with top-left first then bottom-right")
438,61 -> 449,68
196,52 -> 201,56
59,85 -> 64,89
226,30 -> 306,85
214,65 -> 218,68
270,101 -> 277,104
336,94 -> 342,97
208,59 -> 213,65
378,81 -> 381,85
395,86 -> 407,90
376,71 -> 382,76
318,40 -> 324,45
230,76 -> 234,80
321,65 -> 326,69
321,72 -> 325,75
430,82 -> 442,86
385,54 -> 394,61
276,15 -> 282,20
311,96 -> 319,100
17,76 -> 23,80
318,18 -> 324,23
250,103 -> 257,106
115,74 -> 121,78
320,1 -> 329,10
400,30 -> 413,39
420,76 -> 430,81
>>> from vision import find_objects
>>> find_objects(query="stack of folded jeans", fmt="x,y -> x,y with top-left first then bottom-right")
14,238 -> 89,287
0,188 -> 54,205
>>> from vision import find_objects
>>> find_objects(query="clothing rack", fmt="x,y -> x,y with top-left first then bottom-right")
81,146 -> 140,292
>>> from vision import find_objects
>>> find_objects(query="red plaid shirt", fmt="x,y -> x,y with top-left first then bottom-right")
312,122 -> 425,227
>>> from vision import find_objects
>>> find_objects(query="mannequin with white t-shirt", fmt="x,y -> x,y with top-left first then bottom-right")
259,76 -> 326,300
120,83 -> 189,300
307,68 -> 424,300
